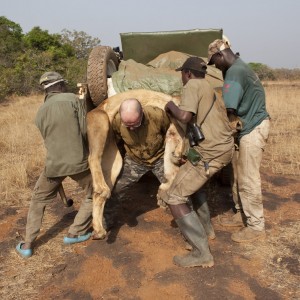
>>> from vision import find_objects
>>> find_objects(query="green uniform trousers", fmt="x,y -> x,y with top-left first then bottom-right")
25,169 -> 93,243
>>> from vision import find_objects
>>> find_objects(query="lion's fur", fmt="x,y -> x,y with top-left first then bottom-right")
87,89 -> 184,238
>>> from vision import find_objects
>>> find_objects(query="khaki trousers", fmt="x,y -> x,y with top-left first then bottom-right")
165,148 -> 233,205
231,119 -> 270,231
25,169 -> 93,243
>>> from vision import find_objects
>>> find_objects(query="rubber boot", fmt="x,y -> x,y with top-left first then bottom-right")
174,211 -> 214,268
191,191 -> 216,240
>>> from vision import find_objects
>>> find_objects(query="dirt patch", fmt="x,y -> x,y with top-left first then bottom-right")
1,172 -> 299,299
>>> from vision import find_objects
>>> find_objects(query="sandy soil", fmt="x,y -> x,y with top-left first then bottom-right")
0,169 -> 299,300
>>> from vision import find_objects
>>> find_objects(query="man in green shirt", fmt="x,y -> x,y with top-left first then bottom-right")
207,39 -> 270,243
16,72 -> 93,258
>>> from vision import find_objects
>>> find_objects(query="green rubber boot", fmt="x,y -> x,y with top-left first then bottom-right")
191,191 -> 216,240
174,211 -> 214,268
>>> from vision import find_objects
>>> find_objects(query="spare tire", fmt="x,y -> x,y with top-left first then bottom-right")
87,46 -> 119,106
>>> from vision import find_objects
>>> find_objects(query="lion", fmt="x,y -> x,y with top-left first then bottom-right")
87,89 -> 184,239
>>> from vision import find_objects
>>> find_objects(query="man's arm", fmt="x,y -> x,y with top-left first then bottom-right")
165,101 -> 193,124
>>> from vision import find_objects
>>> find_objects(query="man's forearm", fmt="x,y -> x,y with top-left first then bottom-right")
165,101 -> 192,123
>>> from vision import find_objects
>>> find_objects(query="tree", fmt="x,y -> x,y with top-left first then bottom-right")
60,29 -> 101,59
273,68 -> 300,81
23,26 -> 60,51
248,62 -> 276,80
23,27 -> 74,59
0,16 -> 23,67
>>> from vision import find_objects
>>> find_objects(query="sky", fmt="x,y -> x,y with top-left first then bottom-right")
2,0 -> 299,69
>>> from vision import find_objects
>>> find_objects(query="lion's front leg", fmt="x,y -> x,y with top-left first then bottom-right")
92,193 -> 107,239
157,122 -> 184,206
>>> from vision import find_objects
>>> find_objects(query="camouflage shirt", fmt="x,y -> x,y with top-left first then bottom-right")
112,106 -> 170,166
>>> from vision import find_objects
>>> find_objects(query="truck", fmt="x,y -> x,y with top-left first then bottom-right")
85,28 -> 226,107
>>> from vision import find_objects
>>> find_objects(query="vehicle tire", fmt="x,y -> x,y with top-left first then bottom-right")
87,46 -> 119,106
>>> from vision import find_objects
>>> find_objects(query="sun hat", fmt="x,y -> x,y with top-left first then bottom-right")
39,71 -> 66,89
175,57 -> 207,73
207,39 -> 230,65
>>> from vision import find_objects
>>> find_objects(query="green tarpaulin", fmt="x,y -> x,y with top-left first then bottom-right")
112,51 -> 223,96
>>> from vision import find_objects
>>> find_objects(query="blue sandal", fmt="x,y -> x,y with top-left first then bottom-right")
16,242 -> 32,258
63,232 -> 91,244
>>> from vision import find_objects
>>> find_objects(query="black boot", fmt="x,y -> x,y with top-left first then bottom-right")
174,211 -> 214,268
191,191 -> 216,240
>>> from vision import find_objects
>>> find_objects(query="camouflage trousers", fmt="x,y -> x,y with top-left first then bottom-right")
104,155 -> 165,226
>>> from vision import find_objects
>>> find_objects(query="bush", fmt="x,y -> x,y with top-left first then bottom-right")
0,17 -> 100,101
248,62 -> 276,80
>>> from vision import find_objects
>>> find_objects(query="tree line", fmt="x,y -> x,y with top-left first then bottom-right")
1,16 -> 299,101
0,16 -> 100,100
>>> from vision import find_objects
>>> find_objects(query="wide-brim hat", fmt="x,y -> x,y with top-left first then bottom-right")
39,71 -> 67,89
175,57 -> 207,73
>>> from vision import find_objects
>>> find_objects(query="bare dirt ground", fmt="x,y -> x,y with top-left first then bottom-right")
1,166 -> 299,300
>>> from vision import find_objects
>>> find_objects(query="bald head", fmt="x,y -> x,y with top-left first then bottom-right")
119,98 -> 143,129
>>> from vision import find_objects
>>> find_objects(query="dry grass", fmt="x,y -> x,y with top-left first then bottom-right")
0,95 -> 45,205
259,221 -> 300,298
263,81 -> 300,175
238,221 -> 300,299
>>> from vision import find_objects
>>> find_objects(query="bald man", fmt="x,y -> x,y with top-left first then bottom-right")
104,98 -> 171,227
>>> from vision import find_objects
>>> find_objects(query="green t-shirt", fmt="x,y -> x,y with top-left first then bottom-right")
35,92 -> 89,177
179,79 -> 233,163
112,106 -> 170,166
222,58 -> 269,138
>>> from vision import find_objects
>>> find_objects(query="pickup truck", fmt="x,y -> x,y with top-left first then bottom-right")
85,28 -> 225,107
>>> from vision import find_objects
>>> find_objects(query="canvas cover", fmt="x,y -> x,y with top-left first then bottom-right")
111,51 -> 223,96
120,29 -> 223,64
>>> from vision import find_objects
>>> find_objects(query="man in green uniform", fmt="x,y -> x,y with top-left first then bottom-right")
16,72 -> 93,258
207,39 -> 270,242
164,57 -> 234,267
106,98 -> 170,217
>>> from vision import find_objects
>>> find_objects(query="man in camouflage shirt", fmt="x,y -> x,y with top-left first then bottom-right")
104,98 -> 170,226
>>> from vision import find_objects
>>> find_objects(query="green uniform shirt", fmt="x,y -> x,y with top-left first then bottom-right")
35,92 -> 89,177
180,79 -> 233,163
112,106 -> 170,166
222,58 -> 269,138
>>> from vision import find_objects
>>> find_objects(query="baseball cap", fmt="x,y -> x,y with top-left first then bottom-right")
39,71 -> 66,89
175,57 -> 207,73
207,39 -> 230,65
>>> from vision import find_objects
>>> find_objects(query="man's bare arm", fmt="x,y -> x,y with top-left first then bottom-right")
165,101 -> 193,124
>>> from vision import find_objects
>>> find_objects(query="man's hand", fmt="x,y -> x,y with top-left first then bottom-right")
165,101 -> 177,115
179,156 -> 187,165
